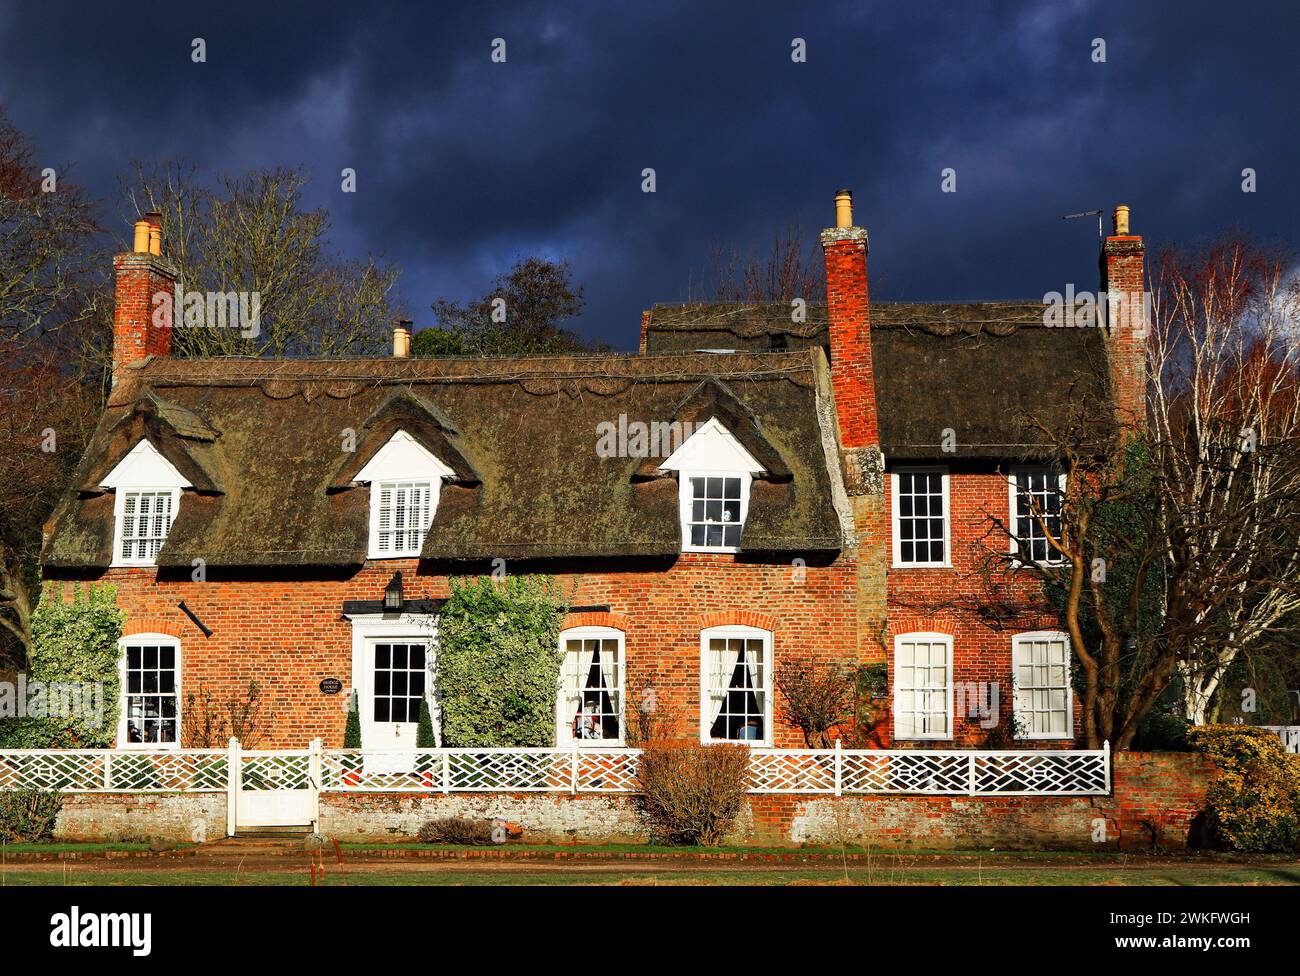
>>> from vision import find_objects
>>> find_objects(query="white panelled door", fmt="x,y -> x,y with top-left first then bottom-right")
363,639 -> 430,772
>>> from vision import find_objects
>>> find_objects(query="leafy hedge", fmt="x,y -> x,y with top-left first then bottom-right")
0,787 -> 63,842
435,576 -> 569,747
1189,726 -> 1300,852
0,584 -> 124,748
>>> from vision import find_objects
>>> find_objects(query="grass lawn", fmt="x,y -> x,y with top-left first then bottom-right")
0,841 -> 156,854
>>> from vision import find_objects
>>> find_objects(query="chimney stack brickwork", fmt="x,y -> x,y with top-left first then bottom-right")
112,251 -> 176,387
821,225 -> 880,454
1100,205 -> 1147,431
820,195 -> 888,668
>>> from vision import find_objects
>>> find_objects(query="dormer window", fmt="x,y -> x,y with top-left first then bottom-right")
658,417 -> 766,554
354,430 -> 454,560
101,439 -> 189,568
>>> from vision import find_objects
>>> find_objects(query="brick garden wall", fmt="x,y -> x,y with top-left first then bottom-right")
54,792 -> 225,844
320,751 -> 1211,850
45,753 -> 1213,848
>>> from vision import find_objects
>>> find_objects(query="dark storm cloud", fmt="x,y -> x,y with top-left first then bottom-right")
2,0 -> 1297,348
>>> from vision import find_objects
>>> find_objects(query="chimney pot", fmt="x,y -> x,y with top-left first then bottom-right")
393,321 -> 412,358
144,211 -> 163,256
834,189 -> 854,229
132,220 -> 151,254
1113,204 -> 1131,236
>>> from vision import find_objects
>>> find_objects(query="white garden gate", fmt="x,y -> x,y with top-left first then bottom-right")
230,739 -> 320,833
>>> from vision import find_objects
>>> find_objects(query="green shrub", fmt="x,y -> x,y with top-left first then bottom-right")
0,584 -> 124,749
1189,726 -> 1300,852
343,692 -> 362,749
1133,709 -> 1191,751
0,787 -> 64,842
415,697 -> 435,748
416,816 -> 493,845
636,741 -> 750,846
436,575 -> 568,747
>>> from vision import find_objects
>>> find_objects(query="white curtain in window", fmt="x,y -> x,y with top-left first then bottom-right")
743,640 -> 763,705
707,638 -> 741,727
596,640 -> 617,693
572,640 -> 597,738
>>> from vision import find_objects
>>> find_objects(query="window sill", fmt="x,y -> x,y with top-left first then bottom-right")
682,546 -> 741,555
114,741 -> 181,751
557,740 -> 629,749
891,562 -> 953,570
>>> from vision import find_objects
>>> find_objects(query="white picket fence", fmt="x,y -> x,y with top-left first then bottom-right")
0,740 -> 1111,797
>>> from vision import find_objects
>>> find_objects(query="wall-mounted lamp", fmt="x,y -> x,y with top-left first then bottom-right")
383,571 -> 404,612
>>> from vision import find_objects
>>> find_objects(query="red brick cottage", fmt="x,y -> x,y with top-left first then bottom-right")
41,193 -> 1144,754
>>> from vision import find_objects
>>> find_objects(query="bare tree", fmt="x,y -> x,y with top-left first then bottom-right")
697,219 -> 826,304
978,237 -> 1300,747
0,109 -> 104,667
124,160 -> 402,358
1148,238 -> 1300,723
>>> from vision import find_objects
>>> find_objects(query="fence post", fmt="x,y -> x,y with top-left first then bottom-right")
1104,739 -> 1111,794
834,739 -> 842,797
441,749 -> 450,794
226,737 -> 241,838
967,753 -> 977,796
571,744 -> 579,795
103,750 -> 113,790
308,737 -> 322,833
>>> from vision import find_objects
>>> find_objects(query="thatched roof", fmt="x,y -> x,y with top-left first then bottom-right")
44,351 -> 849,570
643,302 -> 1113,458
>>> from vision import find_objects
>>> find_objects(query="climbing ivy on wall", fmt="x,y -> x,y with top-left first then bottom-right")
436,575 -> 569,747
0,583 -> 124,748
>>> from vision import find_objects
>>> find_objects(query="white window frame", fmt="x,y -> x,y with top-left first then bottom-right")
1012,630 -> 1074,740
369,481 -> 435,558
892,632 -> 954,741
891,466 -> 951,568
111,487 -> 182,567
116,634 -> 182,749
354,430 -> 454,560
678,470 -> 754,554
556,626 -> 626,747
699,624 -> 774,747
1007,467 -> 1067,567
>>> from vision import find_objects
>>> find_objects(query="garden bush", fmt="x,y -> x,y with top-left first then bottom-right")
636,740 -> 750,846
436,575 -> 568,747
1188,725 -> 1300,852
416,816 -> 494,845
0,584 -> 123,749
0,787 -> 63,842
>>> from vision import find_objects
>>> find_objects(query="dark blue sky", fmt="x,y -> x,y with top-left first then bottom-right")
3,0 -> 1296,349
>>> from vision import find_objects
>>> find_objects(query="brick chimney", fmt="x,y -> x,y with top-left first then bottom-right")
112,211 -> 175,387
820,189 -> 887,671
1099,204 -> 1147,431
820,189 -> 880,453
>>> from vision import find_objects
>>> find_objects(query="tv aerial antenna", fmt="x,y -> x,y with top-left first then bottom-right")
1063,209 -> 1104,240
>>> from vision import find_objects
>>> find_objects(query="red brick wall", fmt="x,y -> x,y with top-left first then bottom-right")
77,468 -> 1083,752
883,466 -> 1076,747
112,252 -> 174,386
88,552 -> 859,748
